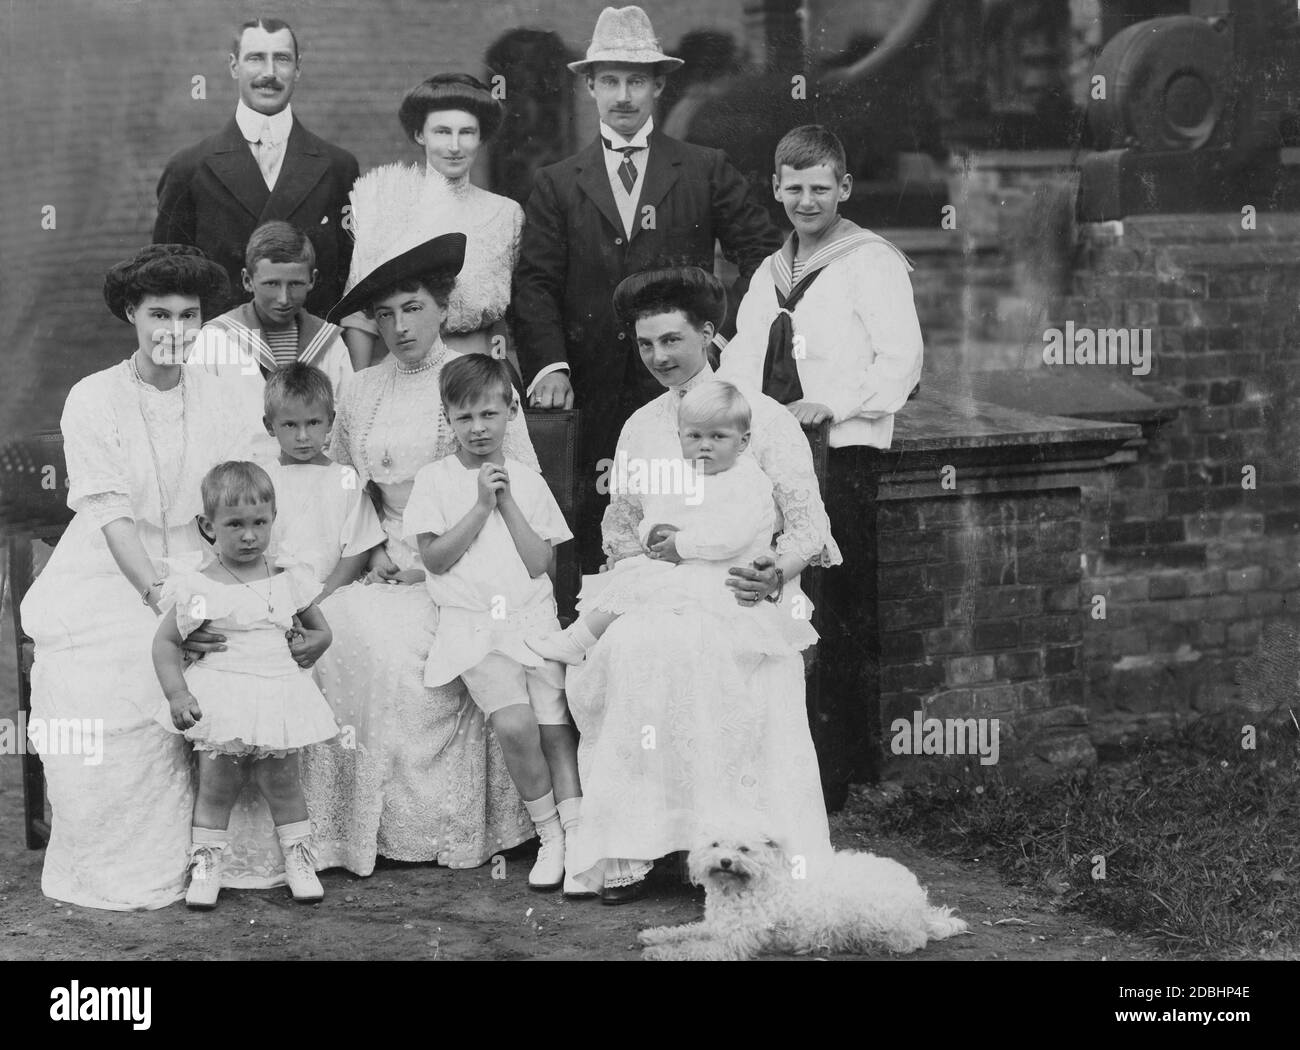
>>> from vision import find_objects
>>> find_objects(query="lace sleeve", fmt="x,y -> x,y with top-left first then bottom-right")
600,426 -> 644,562
329,382 -> 357,470
754,403 -> 842,568
506,201 -> 523,273
78,492 -> 134,529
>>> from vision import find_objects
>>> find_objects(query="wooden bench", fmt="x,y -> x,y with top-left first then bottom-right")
3,412 -> 829,850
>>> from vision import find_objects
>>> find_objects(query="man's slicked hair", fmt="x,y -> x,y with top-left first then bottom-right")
232,18 -> 300,61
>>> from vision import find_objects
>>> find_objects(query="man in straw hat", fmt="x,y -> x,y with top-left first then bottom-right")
513,5 -> 782,571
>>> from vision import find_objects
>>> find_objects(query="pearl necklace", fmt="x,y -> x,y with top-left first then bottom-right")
128,356 -> 188,560
369,347 -> 447,474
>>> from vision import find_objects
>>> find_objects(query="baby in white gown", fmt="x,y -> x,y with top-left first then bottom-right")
528,381 -> 809,663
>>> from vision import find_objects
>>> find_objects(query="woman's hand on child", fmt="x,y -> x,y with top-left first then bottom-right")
477,463 -> 508,509
727,553 -> 779,605
787,401 -> 833,427
167,691 -> 202,730
287,616 -> 331,668
180,625 -> 227,663
648,525 -> 682,564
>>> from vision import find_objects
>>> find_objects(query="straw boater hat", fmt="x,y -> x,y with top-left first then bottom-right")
567,5 -> 684,74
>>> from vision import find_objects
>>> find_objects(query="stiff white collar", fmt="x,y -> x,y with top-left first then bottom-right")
236,100 -> 293,145
670,361 -> 713,398
600,114 -> 654,151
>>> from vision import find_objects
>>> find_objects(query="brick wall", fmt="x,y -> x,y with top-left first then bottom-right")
876,489 -> 1091,779
1048,215 -> 1300,734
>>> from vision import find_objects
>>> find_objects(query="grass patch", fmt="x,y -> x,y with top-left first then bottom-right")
876,712 -> 1300,957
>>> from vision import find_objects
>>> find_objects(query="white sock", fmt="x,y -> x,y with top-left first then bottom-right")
556,796 -> 582,833
524,790 -> 559,829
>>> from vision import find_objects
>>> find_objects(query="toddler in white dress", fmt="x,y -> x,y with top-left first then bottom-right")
528,380 -> 813,664
153,461 -> 338,909
403,355 -> 583,894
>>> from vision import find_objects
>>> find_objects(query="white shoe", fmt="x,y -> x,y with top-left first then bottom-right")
529,820 -> 566,890
278,824 -> 324,903
562,836 -> 597,898
185,842 -> 224,910
526,629 -> 589,666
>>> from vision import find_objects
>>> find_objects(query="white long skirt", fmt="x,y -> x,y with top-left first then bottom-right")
564,605 -> 833,887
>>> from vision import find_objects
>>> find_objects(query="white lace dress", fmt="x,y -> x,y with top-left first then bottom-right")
152,552 -> 338,757
564,366 -> 843,889
19,361 -> 256,909
299,344 -> 536,873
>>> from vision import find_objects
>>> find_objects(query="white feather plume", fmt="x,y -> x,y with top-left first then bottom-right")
343,163 -> 463,292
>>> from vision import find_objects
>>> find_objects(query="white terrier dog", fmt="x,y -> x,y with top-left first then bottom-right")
638,833 -> 969,960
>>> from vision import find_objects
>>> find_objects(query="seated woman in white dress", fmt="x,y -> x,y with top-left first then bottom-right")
529,379 -> 813,663
19,245 -> 247,909
300,231 -> 536,874
337,73 -> 523,378
562,267 -> 843,904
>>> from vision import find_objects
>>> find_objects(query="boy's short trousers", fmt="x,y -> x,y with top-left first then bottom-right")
460,652 -> 570,725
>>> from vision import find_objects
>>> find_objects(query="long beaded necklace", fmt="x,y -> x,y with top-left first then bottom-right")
216,553 -> 275,616
129,355 -> 188,560
369,346 -> 446,475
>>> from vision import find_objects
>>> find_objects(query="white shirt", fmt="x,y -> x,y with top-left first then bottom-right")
235,100 -> 293,188
719,241 -> 924,450
600,115 -> 652,238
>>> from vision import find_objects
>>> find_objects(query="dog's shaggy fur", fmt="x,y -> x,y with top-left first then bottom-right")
639,834 -> 969,960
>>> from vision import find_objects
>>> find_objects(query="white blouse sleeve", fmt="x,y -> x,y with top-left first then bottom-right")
62,379 -> 132,522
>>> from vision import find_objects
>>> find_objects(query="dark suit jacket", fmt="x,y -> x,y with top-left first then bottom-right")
513,131 -> 781,468
153,116 -> 359,318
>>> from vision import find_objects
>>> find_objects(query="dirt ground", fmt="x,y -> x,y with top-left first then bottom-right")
0,605 -> 1160,962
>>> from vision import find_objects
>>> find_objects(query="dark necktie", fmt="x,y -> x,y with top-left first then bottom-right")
601,137 -> 640,195
762,267 -> 823,404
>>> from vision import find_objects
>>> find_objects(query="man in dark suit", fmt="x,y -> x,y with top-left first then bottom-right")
154,18 -> 358,318
513,5 -> 781,570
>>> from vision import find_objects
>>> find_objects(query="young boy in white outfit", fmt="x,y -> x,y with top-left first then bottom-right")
403,354 -> 585,895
